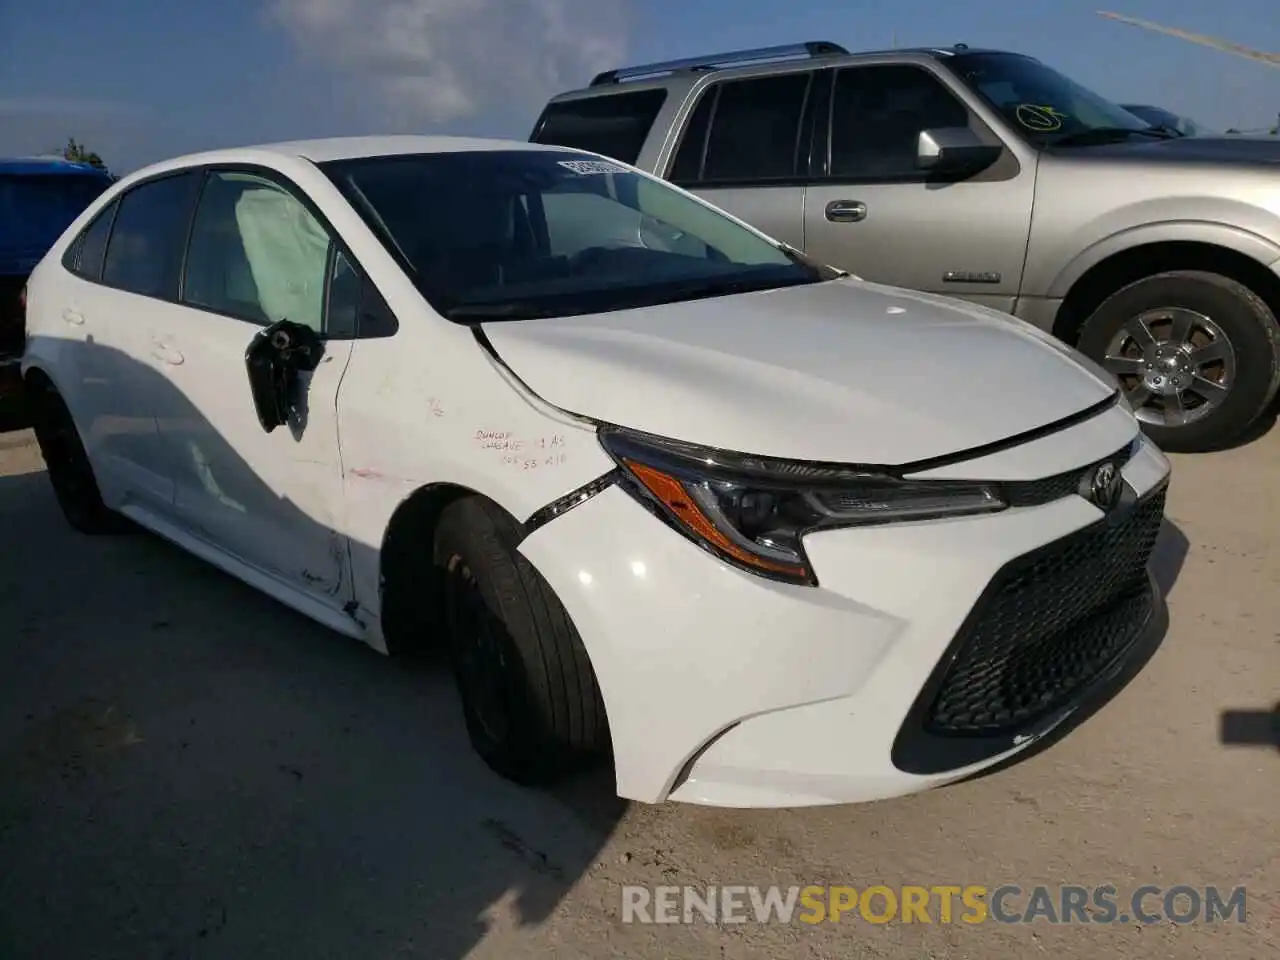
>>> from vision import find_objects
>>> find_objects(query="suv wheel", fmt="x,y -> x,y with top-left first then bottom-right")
1077,270 -> 1280,453
28,381 -> 131,534
433,496 -> 608,786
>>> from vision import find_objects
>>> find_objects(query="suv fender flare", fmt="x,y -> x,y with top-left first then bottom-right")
1046,221 -> 1280,301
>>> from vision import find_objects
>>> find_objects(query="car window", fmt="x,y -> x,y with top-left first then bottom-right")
183,171 -> 331,331
101,172 -> 200,298
531,89 -> 668,165
829,65 -> 972,180
326,247 -> 361,338
680,73 -> 812,183
322,149 -> 833,321
66,199 -> 118,281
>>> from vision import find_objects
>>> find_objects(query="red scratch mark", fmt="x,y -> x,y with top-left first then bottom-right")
351,468 -> 385,480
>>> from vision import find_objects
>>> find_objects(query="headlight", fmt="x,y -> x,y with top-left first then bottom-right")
598,428 -> 1006,586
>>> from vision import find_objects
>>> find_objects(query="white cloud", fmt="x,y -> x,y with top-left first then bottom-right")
269,0 -> 630,126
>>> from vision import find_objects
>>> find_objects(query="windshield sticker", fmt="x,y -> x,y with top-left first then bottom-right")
558,159 -> 628,175
1015,104 -> 1067,132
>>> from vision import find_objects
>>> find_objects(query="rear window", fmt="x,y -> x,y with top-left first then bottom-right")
530,89 -> 668,165
0,173 -> 111,258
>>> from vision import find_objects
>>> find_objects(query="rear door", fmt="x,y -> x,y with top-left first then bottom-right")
802,63 -> 1035,312
73,171 -> 203,512
662,71 -> 815,251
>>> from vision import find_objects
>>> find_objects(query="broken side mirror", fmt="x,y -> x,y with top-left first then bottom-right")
244,319 -> 324,433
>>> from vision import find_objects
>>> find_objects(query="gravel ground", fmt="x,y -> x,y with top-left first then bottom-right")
0,423 -> 1275,959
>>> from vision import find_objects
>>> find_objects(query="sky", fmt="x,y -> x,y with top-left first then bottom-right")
1,0 -> 1278,174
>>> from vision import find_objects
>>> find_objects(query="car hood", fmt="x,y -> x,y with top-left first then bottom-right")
1054,134 -> 1280,166
481,279 -> 1117,466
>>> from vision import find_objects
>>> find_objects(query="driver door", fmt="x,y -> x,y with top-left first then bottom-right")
150,168 -> 355,598
802,63 -> 1035,313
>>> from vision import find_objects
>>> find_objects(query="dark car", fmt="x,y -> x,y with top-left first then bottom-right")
1,157 -> 114,423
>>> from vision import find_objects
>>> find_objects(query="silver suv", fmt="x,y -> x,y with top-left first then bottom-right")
531,41 -> 1280,453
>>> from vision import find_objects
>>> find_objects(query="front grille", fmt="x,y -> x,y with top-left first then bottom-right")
925,484 -> 1166,736
999,441 -> 1136,508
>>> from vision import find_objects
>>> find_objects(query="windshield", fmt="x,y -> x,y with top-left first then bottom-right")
947,52 -> 1155,146
320,150 -> 831,320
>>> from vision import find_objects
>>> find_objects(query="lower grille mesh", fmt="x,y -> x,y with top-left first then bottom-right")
927,486 -> 1166,735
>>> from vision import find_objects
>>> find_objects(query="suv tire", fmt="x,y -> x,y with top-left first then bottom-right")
434,496 -> 609,785
1077,270 -> 1280,453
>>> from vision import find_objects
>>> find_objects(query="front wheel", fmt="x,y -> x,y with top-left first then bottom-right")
1076,271 -> 1280,453
433,496 -> 609,786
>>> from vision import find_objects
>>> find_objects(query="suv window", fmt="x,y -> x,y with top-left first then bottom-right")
64,199 -> 118,281
531,89 -> 668,165
182,171 -> 332,331
828,65 -> 972,180
101,172 -> 200,298
671,73 -> 812,185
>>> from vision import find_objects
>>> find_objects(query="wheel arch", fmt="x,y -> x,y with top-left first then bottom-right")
1052,238 -> 1280,346
378,481 -> 492,658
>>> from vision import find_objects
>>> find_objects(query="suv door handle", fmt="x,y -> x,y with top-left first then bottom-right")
62,309 -> 85,326
825,200 -> 867,223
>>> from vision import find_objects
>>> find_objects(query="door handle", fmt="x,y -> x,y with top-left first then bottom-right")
62,309 -> 85,326
150,340 -> 184,366
825,200 -> 868,223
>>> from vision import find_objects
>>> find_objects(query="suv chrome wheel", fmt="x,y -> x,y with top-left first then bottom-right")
1103,307 -> 1236,428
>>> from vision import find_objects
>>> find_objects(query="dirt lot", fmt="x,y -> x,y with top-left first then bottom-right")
0,424 -> 1275,959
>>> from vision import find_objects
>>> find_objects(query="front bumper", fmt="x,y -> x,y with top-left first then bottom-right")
518,420 -> 1172,808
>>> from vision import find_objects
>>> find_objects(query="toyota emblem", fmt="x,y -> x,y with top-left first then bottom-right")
1086,461 -> 1122,510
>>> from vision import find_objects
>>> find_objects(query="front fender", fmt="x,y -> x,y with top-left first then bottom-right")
1046,220 -> 1280,301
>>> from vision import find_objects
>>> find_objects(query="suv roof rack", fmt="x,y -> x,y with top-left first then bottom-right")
588,41 -> 850,87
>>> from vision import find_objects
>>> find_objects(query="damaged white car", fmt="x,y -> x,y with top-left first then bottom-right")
21,136 -> 1171,807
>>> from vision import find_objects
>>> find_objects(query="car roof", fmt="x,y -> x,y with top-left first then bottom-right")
0,156 -> 113,177
121,135 -> 579,183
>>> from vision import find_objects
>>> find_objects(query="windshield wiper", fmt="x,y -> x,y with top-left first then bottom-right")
1052,126 -> 1177,147
444,302 -> 555,322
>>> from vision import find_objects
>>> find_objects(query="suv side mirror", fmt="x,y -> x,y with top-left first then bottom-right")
244,319 -> 324,433
916,128 -> 1001,174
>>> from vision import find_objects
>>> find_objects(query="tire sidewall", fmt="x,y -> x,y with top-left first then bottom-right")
1077,271 -> 1280,452
433,512 -> 556,785
30,384 -> 111,530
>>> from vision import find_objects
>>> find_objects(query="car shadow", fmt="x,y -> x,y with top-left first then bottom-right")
1219,704 -> 1280,751
956,517 -> 1191,784
0,338 -> 626,959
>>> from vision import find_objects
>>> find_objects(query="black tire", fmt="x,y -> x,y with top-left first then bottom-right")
433,496 -> 608,786
28,381 -> 131,535
1077,270 -> 1280,453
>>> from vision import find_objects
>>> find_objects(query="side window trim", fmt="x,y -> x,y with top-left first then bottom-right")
820,62 -> 1018,186
175,168 -> 211,306
174,162 -> 395,340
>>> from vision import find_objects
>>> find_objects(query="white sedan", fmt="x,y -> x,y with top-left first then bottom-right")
20,135 -> 1171,808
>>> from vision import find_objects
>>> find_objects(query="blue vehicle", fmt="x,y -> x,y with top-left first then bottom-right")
1,157 -> 114,420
